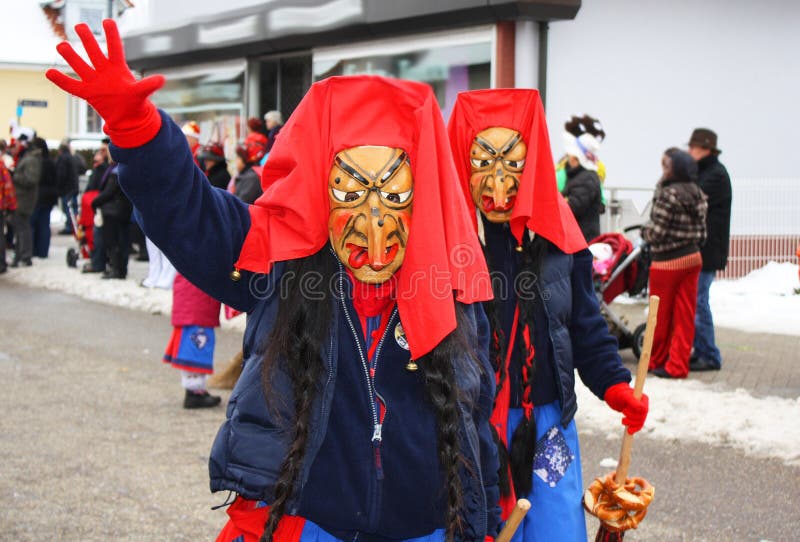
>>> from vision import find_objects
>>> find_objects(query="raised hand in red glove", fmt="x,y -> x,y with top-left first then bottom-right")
46,19 -> 164,148
604,382 -> 649,434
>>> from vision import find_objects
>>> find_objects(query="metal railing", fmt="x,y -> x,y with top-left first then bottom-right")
601,179 -> 800,279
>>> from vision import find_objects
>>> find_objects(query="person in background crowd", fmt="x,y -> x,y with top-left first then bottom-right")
232,139 -> 266,204
11,135 -> 42,267
31,138 -> 58,258
0,139 -> 14,171
642,148 -> 708,379
263,109 -> 283,153
197,141 -> 231,190
181,121 -> 202,165
82,148 -> 109,273
90,154 -> 132,279
560,124 -> 605,242
245,117 -> 268,148
687,128 -> 732,372
556,115 -> 607,202
163,271 -> 222,408
0,154 -> 16,273
56,141 -> 80,235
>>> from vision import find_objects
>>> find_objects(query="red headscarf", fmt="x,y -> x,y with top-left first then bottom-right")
235,75 -> 492,358
447,88 -> 586,254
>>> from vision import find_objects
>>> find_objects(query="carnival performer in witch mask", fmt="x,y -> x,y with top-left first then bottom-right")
48,20 -> 502,542
448,89 -> 650,542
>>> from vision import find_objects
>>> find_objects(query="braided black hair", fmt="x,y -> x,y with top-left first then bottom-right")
259,248 -> 334,542
419,303 -> 476,541
258,248 -> 475,541
483,227 -> 549,498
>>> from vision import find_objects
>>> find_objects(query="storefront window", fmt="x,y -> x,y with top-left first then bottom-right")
313,32 -> 492,119
149,62 -> 246,163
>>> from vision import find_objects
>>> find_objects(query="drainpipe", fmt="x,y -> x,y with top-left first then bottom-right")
537,21 -> 549,109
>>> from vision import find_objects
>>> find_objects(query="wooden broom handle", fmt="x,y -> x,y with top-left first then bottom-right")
496,499 -> 531,542
615,295 -> 659,485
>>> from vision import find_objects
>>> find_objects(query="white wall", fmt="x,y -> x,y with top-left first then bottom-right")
546,0 -> 800,187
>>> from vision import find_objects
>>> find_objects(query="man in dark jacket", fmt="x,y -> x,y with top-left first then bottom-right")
11,140 -> 42,266
56,142 -> 80,234
91,158 -> 133,279
687,128 -> 731,371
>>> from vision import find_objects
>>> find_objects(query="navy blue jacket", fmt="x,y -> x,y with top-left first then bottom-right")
111,112 -> 501,540
482,219 -> 630,426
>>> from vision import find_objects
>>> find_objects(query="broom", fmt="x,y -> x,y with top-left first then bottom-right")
583,295 -> 659,541
208,350 -> 244,390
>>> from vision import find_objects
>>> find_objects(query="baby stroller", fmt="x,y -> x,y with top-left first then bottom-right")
66,189 -> 99,268
589,227 -> 651,358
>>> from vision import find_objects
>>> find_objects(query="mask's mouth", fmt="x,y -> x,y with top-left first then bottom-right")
346,243 -> 400,271
481,194 -> 516,213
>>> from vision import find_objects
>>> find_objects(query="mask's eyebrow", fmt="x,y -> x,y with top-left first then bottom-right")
379,151 -> 409,184
501,132 -> 522,155
334,155 -> 370,186
474,136 -> 498,156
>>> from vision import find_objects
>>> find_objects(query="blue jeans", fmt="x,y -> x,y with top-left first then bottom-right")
693,270 -> 722,366
30,205 -> 53,258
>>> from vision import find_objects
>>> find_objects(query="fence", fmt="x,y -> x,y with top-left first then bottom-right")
603,178 -> 800,279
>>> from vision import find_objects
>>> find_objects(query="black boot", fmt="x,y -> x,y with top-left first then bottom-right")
183,389 -> 222,409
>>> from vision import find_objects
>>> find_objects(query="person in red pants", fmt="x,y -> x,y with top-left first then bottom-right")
642,148 -> 708,378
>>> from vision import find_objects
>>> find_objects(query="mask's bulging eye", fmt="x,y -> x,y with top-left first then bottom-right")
380,189 -> 412,204
332,188 -> 365,202
504,159 -> 525,169
471,158 -> 491,169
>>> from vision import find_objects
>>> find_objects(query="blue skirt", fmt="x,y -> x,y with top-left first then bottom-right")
506,402 -> 587,542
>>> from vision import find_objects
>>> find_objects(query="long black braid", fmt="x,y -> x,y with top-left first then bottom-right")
483,225 -> 549,498
259,248 -> 334,542
257,248 -> 476,541
419,303 -> 476,542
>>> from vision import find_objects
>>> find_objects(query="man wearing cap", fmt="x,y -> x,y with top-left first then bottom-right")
687,128 -> 731,371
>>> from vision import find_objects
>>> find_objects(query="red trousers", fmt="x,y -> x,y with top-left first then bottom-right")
648,254 -> 702,377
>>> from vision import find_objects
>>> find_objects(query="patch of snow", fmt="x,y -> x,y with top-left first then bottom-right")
710,262 -> 800,336
2,241 -> 246,334
610,261 -> 800,336
575,377 -> 800,467
598,457 -> 618,469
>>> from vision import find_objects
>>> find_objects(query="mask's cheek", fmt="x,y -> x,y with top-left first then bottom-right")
469,173 -> 486,204
328,208 -> 354,246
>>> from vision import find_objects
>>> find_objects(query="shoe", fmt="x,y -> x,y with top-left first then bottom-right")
184,390 -> 222,409
82,264 -> 103,273
650,367 -> 680,379
57,229 -> 74,236
101,271 -> 124,279
690,356 -> 721,372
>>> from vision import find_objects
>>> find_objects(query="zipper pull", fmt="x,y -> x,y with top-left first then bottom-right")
371,423 -> 382,442
372,424 -> 384,480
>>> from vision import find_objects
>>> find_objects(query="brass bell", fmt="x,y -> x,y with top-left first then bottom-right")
230,268 -> 242,282
515,244 -> 523,252
405,359 -> 418,372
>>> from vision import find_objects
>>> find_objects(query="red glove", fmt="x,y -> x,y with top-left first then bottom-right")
46,19 -> 164,148
604,382 -> 649,434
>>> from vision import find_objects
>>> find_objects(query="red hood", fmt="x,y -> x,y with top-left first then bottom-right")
235,75 -> 492,358
447,88 -> 586,254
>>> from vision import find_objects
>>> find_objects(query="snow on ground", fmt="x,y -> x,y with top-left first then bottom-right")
710,262 -> 800,336
575,377 -> 800,467
2,241 -> 246,333
614,261 -> 800,336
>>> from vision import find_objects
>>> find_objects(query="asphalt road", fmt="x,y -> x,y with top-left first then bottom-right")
1,282 -> 798,541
